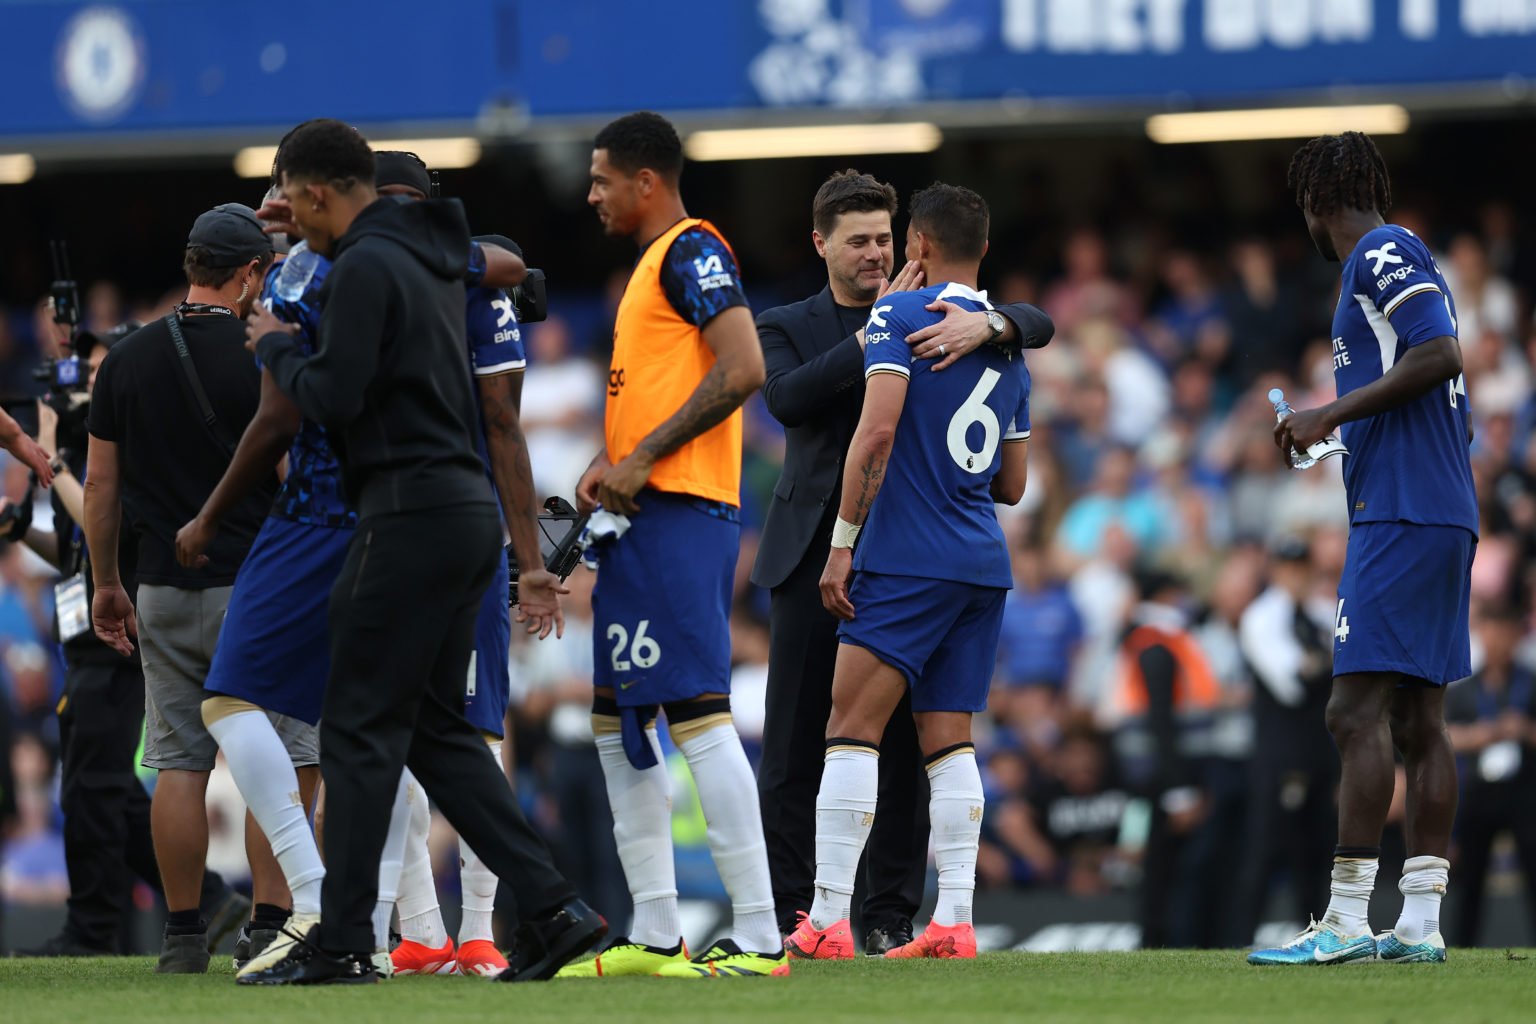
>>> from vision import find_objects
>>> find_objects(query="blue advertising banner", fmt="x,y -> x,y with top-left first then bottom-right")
2,1 -> 1536,140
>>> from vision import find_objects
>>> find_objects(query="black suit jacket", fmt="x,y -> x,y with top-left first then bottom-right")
750,287 -> 1054,590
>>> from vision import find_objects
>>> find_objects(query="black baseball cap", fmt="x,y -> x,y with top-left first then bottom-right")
187,203 -> 272,267
375,150 -> 431,197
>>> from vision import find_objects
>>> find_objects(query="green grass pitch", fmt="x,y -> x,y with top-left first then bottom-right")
2,950 -> 1532,1023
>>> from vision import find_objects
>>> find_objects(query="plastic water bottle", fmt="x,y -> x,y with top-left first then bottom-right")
1270,387 -> 1348,470
273,240 -> 318,303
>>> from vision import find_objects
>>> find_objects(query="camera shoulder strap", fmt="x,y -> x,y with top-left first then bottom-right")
163,313 -> 237,457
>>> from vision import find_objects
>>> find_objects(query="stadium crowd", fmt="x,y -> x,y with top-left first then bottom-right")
3,196 -> 1535,950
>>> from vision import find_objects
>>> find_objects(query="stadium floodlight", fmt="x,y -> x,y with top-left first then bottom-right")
234,137 -> 483,178
1146,104 -> 1410,144
0,154 -> 36,185
684,122 -> 943,161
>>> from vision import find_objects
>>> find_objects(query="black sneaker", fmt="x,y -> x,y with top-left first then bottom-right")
232,924 -> 282,970
865,919 -> 915,956
16,931 -> 115,958
156,930 -> 211,974
498,899 -> 608,982
236,939 -> 377,986
203,889 -> 252,953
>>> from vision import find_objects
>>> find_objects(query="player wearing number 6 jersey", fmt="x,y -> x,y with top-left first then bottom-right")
1251,133 -> 1475,968
569,112 -> 786,980
788,183 -> 1030,963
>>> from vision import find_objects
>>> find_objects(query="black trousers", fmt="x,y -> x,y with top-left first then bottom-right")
1453,778 -> 1536,946
316,505 -> 575,953
758,548 -> 928,935
1232,763 -> 1336,945
56,657 -> 159,949
56,655 -> 230,950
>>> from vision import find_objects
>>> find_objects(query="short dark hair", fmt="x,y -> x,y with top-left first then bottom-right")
812,169 -> 899,238
277,118 -> 375,191
1287,131 -> 1392,218
183,246 -> 273,288
594,111 -> 683,181
908,182 -> 989,262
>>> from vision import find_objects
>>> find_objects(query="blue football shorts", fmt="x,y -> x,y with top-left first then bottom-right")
1333,521 -> 1475,686
464,545 -> 512,737
838,570 -> 1007,713
590,490 -> 738,708
204,516 -> 352,725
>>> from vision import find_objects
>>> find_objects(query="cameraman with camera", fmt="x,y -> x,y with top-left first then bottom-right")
7,320 -> 249,958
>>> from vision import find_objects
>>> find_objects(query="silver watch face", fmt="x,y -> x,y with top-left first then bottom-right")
987,311 -> 1006,335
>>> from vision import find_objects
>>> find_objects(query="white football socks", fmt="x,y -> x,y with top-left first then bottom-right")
676,722 -> 780,954
396,771 -> 449,949
374,771 -> 413,951
595,728 -> 681,948
458,741 -> 504,946
1395,856 -> 1449,943
205,709 -> 324,914
1322,856 -> 1379,936
809,743 -> 879,930
927,746 -> 983,928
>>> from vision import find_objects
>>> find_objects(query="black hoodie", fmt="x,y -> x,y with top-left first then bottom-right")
257,197 -> 494,518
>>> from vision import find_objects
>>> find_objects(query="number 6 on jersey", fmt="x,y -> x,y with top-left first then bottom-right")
608,619 -> 662,671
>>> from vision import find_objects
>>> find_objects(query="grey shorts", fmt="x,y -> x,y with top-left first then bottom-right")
138,584 -> 319,771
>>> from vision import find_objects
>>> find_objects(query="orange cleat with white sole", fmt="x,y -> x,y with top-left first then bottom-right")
456,939 -> 508,978
391,938 -> 460,975
884,921 -> 977,960
783,912 -> 856,960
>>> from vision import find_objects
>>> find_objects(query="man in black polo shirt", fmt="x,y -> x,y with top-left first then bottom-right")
84,203 -> 297,973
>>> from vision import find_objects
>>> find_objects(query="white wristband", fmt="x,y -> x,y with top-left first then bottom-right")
831,517 -> 862,549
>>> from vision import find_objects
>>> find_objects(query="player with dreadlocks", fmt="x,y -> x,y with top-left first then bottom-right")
1250,132 -> 1474,966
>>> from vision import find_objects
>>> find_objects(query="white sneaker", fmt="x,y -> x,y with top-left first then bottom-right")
236,913 -> 320,978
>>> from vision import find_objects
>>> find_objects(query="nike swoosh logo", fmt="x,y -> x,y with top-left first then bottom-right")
620,679 -> 637,690
1313,943 -> 1366,963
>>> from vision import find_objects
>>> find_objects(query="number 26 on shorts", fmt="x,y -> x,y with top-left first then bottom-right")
608,619 -> 662,671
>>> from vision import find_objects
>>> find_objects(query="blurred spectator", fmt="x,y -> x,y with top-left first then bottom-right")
518,314 -> 605,501
1147,249 -> 1227,369
1223,238 -> 1307,391
1098,568 -> 1219,948
1233,538 -> 1338,943
1077,318 -> 1169,446
1057,446 -> 1167,562
0,733 -> 68,905
1443,233 -> 1519,355
1042,228 -> 1136,336
993,537 -> 1083,757
1446,604 -> 1536,946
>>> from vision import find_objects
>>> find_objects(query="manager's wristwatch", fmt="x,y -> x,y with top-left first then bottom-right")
985,310 -> 1007,339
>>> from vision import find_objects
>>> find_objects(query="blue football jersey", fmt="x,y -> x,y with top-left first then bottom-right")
261,246 -> 355,530
853,283 -> 1030,589
1331,225 -> 1476,534
464,285 -> 527,506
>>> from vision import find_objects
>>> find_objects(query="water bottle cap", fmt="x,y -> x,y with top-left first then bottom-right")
1267,388 -> 1284,404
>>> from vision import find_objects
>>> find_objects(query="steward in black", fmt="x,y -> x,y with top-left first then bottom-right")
256,196 -> 494,517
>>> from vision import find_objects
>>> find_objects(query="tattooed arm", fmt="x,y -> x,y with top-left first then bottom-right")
820,370 -> 909,620
595,305 -> 765,515
481,370 -> 567,640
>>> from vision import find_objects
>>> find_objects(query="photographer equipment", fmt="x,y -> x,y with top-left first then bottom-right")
0,475 -> 37,543
166,307 -> 239,457
507,496 -> 589,606
33,241 -> 84,394
472,234 -> 547,324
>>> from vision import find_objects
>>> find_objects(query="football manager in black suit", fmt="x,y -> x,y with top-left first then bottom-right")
753,170 -> 1053,953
